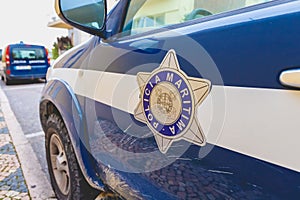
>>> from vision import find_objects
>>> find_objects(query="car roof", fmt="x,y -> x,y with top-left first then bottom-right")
7,42 -> 46,49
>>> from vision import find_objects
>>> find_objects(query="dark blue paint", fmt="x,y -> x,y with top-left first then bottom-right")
189,10 -> 300,89
85,98 -> 300,199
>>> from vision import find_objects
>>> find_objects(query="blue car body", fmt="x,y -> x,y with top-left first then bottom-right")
40,0 -> 300,199
1,43 -> 50,83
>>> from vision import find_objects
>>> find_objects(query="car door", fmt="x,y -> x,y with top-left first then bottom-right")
72,0 -> 300,199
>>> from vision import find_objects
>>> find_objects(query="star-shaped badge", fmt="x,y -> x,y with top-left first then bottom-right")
134,49 -> 211,153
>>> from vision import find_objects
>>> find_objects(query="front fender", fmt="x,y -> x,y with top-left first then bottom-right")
39,78 -> 105,191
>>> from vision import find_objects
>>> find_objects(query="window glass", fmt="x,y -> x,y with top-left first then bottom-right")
123,0 -> 272,36
11,48 -> 46,60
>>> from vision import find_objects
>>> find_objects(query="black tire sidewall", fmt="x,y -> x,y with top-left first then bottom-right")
5,75 -> 12,85
45,114 -> 83,200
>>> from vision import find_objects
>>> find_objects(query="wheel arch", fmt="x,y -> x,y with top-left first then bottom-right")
39,79 -> 106,192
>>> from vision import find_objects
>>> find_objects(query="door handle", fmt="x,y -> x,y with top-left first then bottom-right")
279,69 -> 300,88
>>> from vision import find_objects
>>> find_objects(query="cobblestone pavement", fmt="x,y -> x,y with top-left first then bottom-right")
0,109 -> 30,200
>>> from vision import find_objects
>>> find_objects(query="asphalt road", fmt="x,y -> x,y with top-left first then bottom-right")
0,80 -> 49,179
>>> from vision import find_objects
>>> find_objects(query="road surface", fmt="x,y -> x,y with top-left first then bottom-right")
0,80 -> 53,195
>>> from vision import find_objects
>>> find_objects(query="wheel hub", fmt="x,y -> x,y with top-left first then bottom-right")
49,134 -> 70,195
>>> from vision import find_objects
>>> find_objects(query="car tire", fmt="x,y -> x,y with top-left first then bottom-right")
45,114 -> 99,200
4,76 -> 12,85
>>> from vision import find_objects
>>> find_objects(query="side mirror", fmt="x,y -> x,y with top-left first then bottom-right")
55,0 -> 107,38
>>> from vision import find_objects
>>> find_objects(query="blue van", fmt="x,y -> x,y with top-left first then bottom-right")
1,42 -> 50,85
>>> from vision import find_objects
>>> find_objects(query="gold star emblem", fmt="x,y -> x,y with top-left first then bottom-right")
134,49 -> 211,153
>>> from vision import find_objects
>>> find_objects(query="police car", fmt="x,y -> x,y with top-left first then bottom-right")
39,0 -> 300,199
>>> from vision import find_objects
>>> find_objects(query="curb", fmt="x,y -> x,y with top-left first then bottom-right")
0,86 -> 55,199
